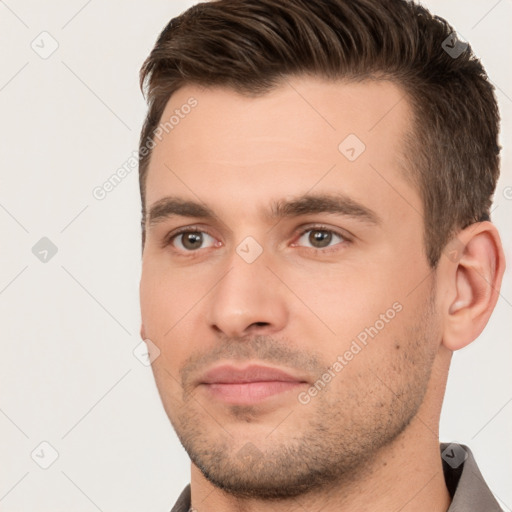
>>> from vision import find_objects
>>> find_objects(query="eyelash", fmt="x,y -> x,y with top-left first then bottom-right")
163,224 -> 351,254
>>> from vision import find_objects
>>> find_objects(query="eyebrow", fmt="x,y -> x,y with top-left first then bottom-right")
146,193 -> 381,227
268,193 -> 380,225
147,197 -> 215,226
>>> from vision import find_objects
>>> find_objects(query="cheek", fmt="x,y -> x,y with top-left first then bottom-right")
139,261 -> 202,371
140,259 -> 205,329
281,261 -> 403,339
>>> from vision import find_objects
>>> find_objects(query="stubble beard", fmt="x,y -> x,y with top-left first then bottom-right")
163,298 -> 438,500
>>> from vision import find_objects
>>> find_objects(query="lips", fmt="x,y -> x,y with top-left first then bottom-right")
199,364 -> 308,404
201,364 -> 305,384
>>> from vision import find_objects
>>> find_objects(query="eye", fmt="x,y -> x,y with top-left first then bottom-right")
170,230 -> 218,251
295,228 -> 346,249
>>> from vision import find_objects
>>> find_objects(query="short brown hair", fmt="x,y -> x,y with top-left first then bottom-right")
139,0 -> 500,267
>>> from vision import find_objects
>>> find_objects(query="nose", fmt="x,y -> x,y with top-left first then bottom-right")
206,252 -> 289,339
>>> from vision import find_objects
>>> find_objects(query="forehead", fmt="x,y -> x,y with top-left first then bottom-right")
145,77 -> 420,226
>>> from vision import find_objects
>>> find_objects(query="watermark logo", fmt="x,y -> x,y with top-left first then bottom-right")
236,442 -> 264,464
32,237 -> 58,263
441,32 -> 468,59
31,31 -> 59,60
443,237 -> 465,264
133,339 -> 161,367
31,441 -> 59,469
338,134 -> 366,162
236,236 -> 263,264
441,443 -> 468,469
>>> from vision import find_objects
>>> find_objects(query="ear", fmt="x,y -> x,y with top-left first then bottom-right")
140,323 -> 147,340
441,221 -> 505,351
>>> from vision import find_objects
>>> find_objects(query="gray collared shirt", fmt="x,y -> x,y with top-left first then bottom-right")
170,443 -> 502,511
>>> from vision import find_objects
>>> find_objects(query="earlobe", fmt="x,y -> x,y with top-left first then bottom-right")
140,324 -> 146,340
442,222 -> 505,351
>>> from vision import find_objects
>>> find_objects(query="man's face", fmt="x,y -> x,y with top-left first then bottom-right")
139,77 -> 442,498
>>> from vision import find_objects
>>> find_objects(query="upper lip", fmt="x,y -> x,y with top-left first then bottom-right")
200,364 -> 308,384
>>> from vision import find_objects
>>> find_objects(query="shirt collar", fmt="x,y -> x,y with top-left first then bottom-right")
442,443 -> 502,511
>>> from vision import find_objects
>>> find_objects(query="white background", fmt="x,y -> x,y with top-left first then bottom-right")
0,1 -> 510,510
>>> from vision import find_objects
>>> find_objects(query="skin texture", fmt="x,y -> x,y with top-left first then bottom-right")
139,77 -> 505,511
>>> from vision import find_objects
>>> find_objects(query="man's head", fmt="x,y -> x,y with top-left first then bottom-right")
138,0 -> 500,268
138,0 -> 505,503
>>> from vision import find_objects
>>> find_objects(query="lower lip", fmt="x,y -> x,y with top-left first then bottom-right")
203,381 -> 304,404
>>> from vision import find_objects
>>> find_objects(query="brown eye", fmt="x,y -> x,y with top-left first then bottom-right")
308,230 -> 332,248
171,231 -> 216,251
296,228 -> 345,250
181,232 -> 203,250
